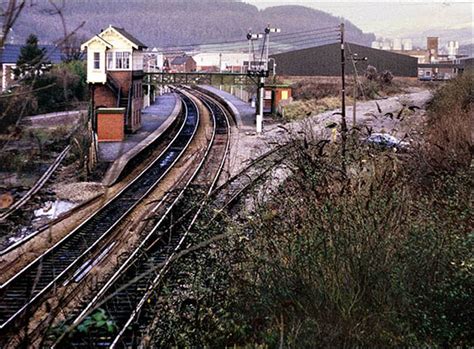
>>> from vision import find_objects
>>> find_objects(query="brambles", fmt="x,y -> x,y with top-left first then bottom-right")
144,73 -> 472,347
422,69 -> 473,171
291,79 -> 340,100
380,70 -> 394,84
282,97 -> 343,120
365,64 -> 378,80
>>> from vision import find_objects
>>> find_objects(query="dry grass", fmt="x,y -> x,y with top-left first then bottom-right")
283,96 -> 354,120
422,70 -> 473,171
114,73 -> 473,348
280,74 -> 441,121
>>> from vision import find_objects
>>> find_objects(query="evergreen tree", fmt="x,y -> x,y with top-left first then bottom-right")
14,34 -> 50,81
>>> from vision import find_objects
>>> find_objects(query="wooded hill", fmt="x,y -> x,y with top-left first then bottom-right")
13,0 -> 375,50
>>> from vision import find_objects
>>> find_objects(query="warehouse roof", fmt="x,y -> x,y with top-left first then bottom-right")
271,42 -> 418,77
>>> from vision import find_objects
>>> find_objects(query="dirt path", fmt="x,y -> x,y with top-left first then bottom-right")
228,90 -> 433,177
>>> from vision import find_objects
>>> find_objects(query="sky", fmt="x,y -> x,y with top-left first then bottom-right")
245,0 -> 473,38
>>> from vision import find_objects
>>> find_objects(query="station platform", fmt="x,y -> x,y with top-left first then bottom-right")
197,85 -> 256,128
100,93 -> 181,186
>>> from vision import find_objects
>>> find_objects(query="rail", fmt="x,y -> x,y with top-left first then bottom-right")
52,88 -> 231,348
0,145 -> 71,223
0,92 -> 198,332
109,88 -> 231,348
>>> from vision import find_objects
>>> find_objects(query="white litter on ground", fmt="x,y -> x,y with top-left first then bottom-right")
34,200 -> 76,219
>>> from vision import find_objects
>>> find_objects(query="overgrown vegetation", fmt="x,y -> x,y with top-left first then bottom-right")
422,70 -> 473,171
283,96 -> 347,120
146,72 -> 473,347
285,68 -> 436,120
0,34 -> 88,133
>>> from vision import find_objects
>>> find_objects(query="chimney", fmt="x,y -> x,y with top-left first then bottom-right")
427,37 -> 439,62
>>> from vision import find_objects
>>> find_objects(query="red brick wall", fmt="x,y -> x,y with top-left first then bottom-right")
94,72 -> 143,134
94,85 -> 116,108
170,64 -> 183,72
108,71 -> 133,94
97,112 -> 125,142
186,59 -> 197,72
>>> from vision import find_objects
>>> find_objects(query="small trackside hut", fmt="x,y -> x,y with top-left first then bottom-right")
81,25 -> 147,141
264,84 -> 293,115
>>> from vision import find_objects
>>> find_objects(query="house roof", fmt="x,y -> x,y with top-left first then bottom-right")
171,56 -> 193,65
0,44 -> 62,64
110,26 -> 147,49
80,35 -> 112,51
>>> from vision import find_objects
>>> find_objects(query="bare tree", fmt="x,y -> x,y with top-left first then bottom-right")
0,0 -> 27,48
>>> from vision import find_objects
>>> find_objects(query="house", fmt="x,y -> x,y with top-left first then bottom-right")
169,55 -> 196,73
270,42 -> 418,77
81,25 -> 147,141
0,44 -> 62,92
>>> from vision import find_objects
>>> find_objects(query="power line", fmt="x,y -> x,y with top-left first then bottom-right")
160,37 -> 340,56
158,26 -> 340,52
158,25 -> 339,49
273,32 -> 340,45
274,35 -> 340,46
161,35 -> 340,55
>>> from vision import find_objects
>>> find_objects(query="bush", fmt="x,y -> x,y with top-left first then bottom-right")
291,79 -> 340,100
379,70 -> 394,84
0,60 -> 88,131
422,70 -> 473,170
143,69 -> 473,349
365,65 -> 378,80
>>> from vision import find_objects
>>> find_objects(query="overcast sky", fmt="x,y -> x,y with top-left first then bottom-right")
245,0 -> 473,38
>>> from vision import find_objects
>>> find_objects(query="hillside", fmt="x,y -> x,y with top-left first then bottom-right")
11,0 -> 375,50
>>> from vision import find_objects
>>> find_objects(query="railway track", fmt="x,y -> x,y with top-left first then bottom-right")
51,89 -> 295,349
212,142 -> 293,210
102,123 -> 296,348
47,88 -> 231,348
1,85 -> 295,347
0,144 -> 71,224
0,92 -> 199,334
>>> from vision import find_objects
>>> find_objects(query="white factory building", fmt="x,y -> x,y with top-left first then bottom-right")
371,38 -> 413,51
192,52 -> 248,72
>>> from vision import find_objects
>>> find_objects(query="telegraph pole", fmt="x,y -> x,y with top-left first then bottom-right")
339,22 -> 348,174
247,31 -> 263,133
340,22 -> 347,136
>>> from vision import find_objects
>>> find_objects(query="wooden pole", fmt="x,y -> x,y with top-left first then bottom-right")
340,22 -> 347,173
340,23 -> 347,135
353,74 -> 357,127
